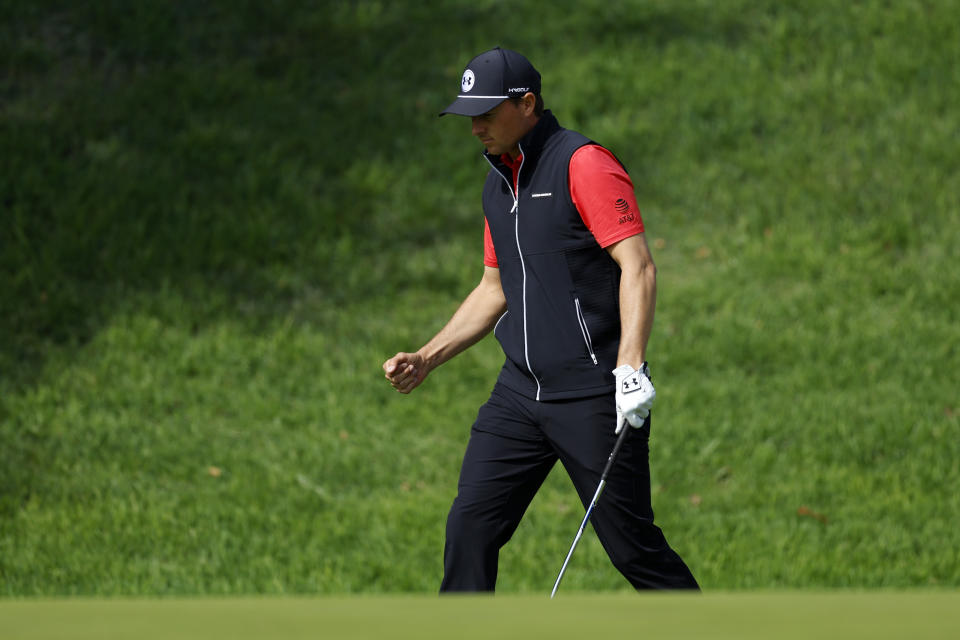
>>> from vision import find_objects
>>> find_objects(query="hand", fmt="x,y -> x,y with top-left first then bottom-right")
383,352 -> 428,394
613,363 -> 654,434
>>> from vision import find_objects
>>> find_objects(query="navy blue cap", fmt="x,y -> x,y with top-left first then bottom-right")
440,47 -> 541,117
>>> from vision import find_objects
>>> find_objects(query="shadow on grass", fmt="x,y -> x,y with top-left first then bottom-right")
1,0 -> 745,393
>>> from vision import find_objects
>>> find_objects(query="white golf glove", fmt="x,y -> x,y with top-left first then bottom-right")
613,362 -> 655,434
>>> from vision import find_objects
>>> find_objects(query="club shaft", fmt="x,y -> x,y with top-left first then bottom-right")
550,479 -> 605,598
550,425 -> 631,598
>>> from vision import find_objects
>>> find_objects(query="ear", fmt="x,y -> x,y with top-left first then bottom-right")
520,92 -> 536,116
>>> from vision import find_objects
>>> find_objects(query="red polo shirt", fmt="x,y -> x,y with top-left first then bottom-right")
483,144 -> 644,268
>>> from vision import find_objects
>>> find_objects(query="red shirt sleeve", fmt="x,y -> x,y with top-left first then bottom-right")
569,144 -> 644,248
483,217 -> 498,268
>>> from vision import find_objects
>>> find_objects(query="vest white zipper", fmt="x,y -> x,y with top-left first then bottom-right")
485,144 -> 542,401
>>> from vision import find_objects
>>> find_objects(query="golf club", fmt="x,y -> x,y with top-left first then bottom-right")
550,422 -> 632,598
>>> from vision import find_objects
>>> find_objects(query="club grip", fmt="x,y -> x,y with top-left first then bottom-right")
600,421 -> 631,482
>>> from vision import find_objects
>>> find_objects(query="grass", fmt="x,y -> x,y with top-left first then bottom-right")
1,593 -> 959,640
2,0 -> 959,596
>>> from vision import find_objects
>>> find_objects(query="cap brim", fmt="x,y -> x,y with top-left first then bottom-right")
439,95 -> 508,117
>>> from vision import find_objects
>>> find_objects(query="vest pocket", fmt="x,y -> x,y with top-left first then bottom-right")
573,297 -> 599,365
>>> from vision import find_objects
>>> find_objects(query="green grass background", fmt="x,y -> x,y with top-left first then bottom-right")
2,0 -> 958,596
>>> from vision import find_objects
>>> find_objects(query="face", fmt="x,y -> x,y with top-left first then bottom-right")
471,95 -> 536,158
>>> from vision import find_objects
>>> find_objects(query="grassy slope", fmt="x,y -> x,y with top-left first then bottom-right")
1,0 -> 958,595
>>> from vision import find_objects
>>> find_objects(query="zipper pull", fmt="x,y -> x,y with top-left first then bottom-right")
510,199 -> 518,214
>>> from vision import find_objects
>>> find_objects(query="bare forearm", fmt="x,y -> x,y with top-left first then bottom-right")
384,267 -> 504,394
606,235 -> 657,369
418,270 -> 506,373
617,262 -> 656,368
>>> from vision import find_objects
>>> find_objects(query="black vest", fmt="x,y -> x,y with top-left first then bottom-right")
483,112 -> 621,400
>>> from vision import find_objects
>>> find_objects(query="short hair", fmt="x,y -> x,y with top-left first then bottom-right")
509,93 -> 544,117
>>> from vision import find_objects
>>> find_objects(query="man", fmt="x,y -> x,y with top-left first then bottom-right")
383,47 -> 699,592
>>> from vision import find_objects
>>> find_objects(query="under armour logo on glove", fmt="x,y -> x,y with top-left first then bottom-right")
613,363 -> 655,434
621,372 -> 642,393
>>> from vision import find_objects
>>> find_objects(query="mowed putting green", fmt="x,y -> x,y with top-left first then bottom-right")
2,592 -> 958,639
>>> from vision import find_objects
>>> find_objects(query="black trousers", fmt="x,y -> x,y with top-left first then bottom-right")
440,382 -> 699,592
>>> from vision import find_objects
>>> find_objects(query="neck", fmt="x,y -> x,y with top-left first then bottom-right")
507,114 -> 541,160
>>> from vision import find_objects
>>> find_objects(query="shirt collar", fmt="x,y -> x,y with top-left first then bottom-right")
500,152 -> 524,171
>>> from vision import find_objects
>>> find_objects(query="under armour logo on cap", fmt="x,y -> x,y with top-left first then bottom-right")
461,70 -> 475,92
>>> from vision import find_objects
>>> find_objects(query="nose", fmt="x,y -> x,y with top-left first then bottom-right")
471,117 -> 485,137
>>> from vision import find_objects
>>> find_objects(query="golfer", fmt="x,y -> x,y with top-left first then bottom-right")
383,47 -> 699,592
